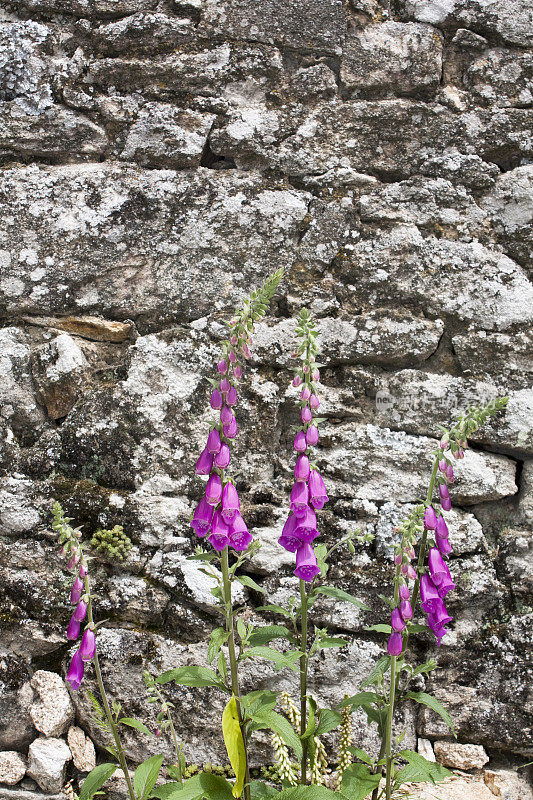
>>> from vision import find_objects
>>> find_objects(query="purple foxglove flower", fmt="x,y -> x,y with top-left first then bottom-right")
228,514 -> 252,552
214,443 -> 231,469
407,564 -> 416,580
420,574 -> 441,613
446,464 -> 454,482
208,510 -> 230,551
290,481 -> 309,516
400,599 -> 413,621
427,618 -> 449,645
311,499 -> 325,511
220,405 -> 234,426
217,359 -> 228,375
312,369 -> 320,382
195,448 -> 214,476
438,564 -> 455,598
221,482 -> 240,523
394,552 -> 402,566
293,374 -> 302,388
154,727 -> 162,737
436,515 -> 449,539
242,343 -> 251,359
453,447 -> 464,459
438,459 -> 447,472
437,536 -> 453,557
233,364 -> 242,380
399,584 -> 410,601
73,600 -> 87,622
67,553 -> 79,570
440,435 -> 448,449
279,514 -> 300,553
205,473 -> 223,506
226,386 -> 237,406
67,615 -> 80,640
70,577 -> 83,605
79,562 -> 88,579
79,628 -> 96,661
308,470 -> 328,507
294,542 -> 320,582
391,607 -> 405,632
306,425 -> 319,446
401,562 -> 409,575
424,506 -> 437,530
295,454 -> 310,481
439,484 -> 451,511
190,498 -> 214,537
220,377 -> 231,393
294,431 -> 307,453
387,632 -> 403,656
210,389 -> 223,410
223,416 -> 238,439
301,386 -> 311,401
309,394 -> 319,410
230,335 -> 238,346
428,547 -> 447,585
229,350 -> 236,363
206,428 -> 222,454
428,600 -> 452,629
66,648 -> 84,691
294,507 -> 318,543
301,406 -> 313,424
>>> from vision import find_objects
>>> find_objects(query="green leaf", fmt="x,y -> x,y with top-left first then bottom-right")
396,750 -> 451,786
340,763 -> 381,800
248,625 -> 295,647
314,635 -> 347,649
337,692 -> 381,710
156,666 -> 227,691
133,755 -> 164,800
278,787 -> 343,800
151,773 -> 234,800
236,575 -> 266,593
250,710 -> 303,760
313,586 -> 370,611
118,718 -> 154,736
244,647 -> 301,672
403,692 -> 455,734
79,763 -> 118,800
241,690 -> 278,717
256,604 -> 293,619
364,624 -> 392,634
208,628 -> 229,666
250,781 -> 279,799
315,708 -> 343,737
361,656 -> 391,689
347,748 -> 373,765
222,696 -> 246,798
301,697 -> 317,740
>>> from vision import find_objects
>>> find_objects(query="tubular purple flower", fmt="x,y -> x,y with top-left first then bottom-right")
214,443 -> 231,469
217,359 -> 228,375
70,577 -> 83,604
290,481 -> 309,516
220,377 -> 231,393
446,464 -> 454,482
306,425 -> 319,446
399,584 -> 410,601
438,563 -> 455,598
210,389 -> 223,410
67,553 -> 79,570
387,632 -> 403,656
220,405 -> 234,426
294,431 -> 307,453
312,369 -> 320,382
66,648 -> 84,691
437,536 -> 453,557
394,552 -> 402,566
233,364 -> 242,380
301,386 -> 311,401
279,514 -> 300,553
221,482 -> 240,523
294,507 -> 318,543
73,600 -> 87,622
190,498 -> 214,537
205,473 -> 223,506
67,615 -> 81,640
293,374 -> 302,388
79,628 -> 96,661
223,416 -> 238,439
439,484 -> 452,511
228,514 -> 252,552
226,386 -> 237,406
206,428 -> 222,454
420,574 -> 441,613
309,394 -> 319,410
294,542 -> 320,582
428,547 -> 447,585
428,599 -> 453,627
242,343 -> 251,359
301,406 -> 313,424
438,459 -> 447,472
208,510 -> 230,551
195,448 -> 214,475
230,335 -> 238,346
391,608 -> 405,632
294,454 -> 310,481
308,470 -> 328,507
302,364 -> 310,374
229,350 -> 236,363
79,563 -> 88,579
400,599 -> 413,621
424,506 -> 437,530
436,515 -> 449,539
407,564 -> 417,580
311,499 -> 325,511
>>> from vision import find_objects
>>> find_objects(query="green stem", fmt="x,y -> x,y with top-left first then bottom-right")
84,577 -> 137,800
220,548 -> 251,800
167,713 -> 184,782
299,580 -> 309,784
384,656 -> 397,800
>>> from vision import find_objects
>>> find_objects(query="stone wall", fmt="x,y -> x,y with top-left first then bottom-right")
0,0 -> 532,794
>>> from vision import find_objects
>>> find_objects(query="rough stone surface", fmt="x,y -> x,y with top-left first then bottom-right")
0,0 -> 531,785
434,741 -> 489,770
26,738 -> 71,794
0,753 -> 26,786
30,671 -> 75,738
66,727 -> 96,773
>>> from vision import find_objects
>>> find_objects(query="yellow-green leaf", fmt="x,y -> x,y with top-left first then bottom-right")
222,696 -> 246,798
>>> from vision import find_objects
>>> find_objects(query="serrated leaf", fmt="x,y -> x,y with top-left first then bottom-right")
403,692 -> 455,734
240,689 -> 278,717
315,708 -> 342,737
340,763 -> 381,800
256,604 -> 293,619
208,628 -> 229,666
250,710 -> 303,760
79,763 -> 118,800
222,696 -> 246,798
248,625 -> 296,647
133,754 -> 163,800
364,624 -> 392,634
278,787 -> 344,800
250,781 -> 279,799
347,747 -> 373,765
156,666 -> 227,691
337,692 -> 381,711
396,750 -> 451,786
151,773 -> 234,800
313,586 -> 370,611
118,718 -> 154,736
236,575 -> 266,594
361,656 -> 391,689
314,635 -> 347,649
245,647 -> 301,672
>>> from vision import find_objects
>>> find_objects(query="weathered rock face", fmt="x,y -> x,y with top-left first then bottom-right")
0,0 -> 531,792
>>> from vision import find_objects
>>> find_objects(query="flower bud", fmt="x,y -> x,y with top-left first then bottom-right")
293,430 -> 307,453
66,648 -> 84,691
400,599 -> 413,621
233,364 -> 242,380
294,454 -> 310,481
221,482 -> 240,524
399,584 -> 410,601
220,405 -> 234,426
226,386 -> 237,407
301,406 -> 313,424
387,632 -> 403,656
293,374 -> 302,388
312,369 -> 320,382
436,515 -> 449,539
206,428 -> 222,454
309,394 -> 319,410
439,484 -> 451,511
70,577 -> 83,605
79,628 -> 96,661
214,443 -> 231,469
229,350 -> 237,363
195,448 -> 214,476
223,416 -> 238,439
306,425 -> 319,446
391,608 -> 405,632
438,459 -> 447,472
424,506 -> 437,530
217,359 -> 228,375
67,615 -> 81,640
205,474 -> 223,506
437,536 -> 453,557
220,377 -> 230,393
210,389 -> 223,410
